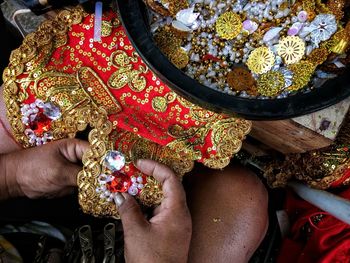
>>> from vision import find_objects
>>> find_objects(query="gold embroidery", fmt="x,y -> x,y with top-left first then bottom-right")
77,67 -> 122,115
152,96 -> 168,112
108,50 -> 148,92
101,21 -> 113,37
138,176 -> 163,207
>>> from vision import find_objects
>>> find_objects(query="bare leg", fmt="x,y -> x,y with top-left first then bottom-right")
185,164 -> 268,263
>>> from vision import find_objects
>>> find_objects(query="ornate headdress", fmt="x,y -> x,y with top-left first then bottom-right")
2,7 -> 251,217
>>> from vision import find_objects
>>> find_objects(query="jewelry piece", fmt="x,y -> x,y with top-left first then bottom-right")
257,71 -> 285,96
246,47 -> 275,74
227,67 -> 256,92
277,36 -> 306,64
215,12 -> 242,40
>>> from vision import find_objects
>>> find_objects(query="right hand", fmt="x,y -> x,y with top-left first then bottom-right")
114,159 -> 192,263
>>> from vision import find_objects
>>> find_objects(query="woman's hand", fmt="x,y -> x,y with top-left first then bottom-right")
115,159 -> 192,263
1,138 -> 89,199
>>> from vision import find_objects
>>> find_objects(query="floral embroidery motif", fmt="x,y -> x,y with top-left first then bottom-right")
108,50 -> 148,92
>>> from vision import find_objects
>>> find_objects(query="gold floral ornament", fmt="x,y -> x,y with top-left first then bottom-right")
288,61 -> 316,91
227,67 -> 257,94
257,71 -> 285,97
168,48 -> 189,69
215,12 -> 242,40
277,36 -> 305,65
108,50 -> 148,92
246,47 -> 275,74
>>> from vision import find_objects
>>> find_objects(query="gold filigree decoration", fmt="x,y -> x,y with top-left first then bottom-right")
277,36 -> 306,65
257,71 -> 285,97
101,21 -> 113,37
167,118 -> 251,169
246,47 -> 275,74
138,176 -> 163,207
108,50 -> 148,92
215,12 -> 242,40
77,67 -> 122,114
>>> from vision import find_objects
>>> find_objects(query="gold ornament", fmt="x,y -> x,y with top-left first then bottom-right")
246,47 -> 275,74
277,36 -> 305,65
152,96 -> 168,112
169,48 -> 189,69
307,47 -> 329,65
288,61 -> 316,91
227,67 -> 257,94
101,21 -> 113,37
215,12 -> 242,40
257,71 -> 285,96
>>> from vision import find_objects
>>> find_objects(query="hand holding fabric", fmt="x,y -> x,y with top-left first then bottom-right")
115,159 -> 192,263
0,139 -> 89,199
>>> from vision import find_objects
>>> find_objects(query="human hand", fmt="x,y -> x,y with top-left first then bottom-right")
114,159 -> 192,263
2,138 -> 89,199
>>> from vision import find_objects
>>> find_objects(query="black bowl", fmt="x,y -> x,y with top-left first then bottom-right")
117,0 -> 350,120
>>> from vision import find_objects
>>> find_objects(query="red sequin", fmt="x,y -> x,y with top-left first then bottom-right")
107,171 -> 130,193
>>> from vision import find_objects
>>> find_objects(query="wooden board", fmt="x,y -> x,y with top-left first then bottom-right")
249,120 -> 333,154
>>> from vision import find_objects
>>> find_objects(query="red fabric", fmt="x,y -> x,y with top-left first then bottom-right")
278,189 -> 350,263
15,11 -> 246,166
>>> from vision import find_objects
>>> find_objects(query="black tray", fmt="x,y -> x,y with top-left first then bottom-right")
117,0 -> 350,120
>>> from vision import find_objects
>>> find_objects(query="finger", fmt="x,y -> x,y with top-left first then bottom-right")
60,163 -> 81,186
135,159 -> 186,208
58,139 -> 90,163
114,193 -> 148,231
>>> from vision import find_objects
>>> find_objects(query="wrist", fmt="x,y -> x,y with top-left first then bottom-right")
0,153 -> 24,199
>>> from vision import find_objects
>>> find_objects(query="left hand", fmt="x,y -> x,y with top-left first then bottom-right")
1,138 -> 89,199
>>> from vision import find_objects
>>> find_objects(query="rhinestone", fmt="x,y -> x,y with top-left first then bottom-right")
103,151 -> 125,172
43,102 -> 61,120
106,171 -> 130,193
28,112 -> 51,136
137,176 -> 143,183
128,186 -> 138,196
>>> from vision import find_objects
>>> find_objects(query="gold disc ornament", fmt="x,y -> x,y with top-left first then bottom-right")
246,47 -> 275,74
257,71 -> 285,96
277,36 -> 306,65
215,12 -> 242,40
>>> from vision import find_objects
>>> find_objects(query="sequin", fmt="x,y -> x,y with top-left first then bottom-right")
309,14 -> 338,46
277,36 -> 306,64
246,47 -> 275,74
215,12 -> 242,40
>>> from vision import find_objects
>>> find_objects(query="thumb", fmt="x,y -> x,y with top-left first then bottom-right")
58,139 -> 89,163
61,163 -> 81,186
114,193 -> 148,232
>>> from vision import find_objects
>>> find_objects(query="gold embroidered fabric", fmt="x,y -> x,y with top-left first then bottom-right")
2,7 -> 251,217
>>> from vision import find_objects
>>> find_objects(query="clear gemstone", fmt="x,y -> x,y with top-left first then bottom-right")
103,151 -> 125,172
43,102 -> 61,120
128,186 -> 138,196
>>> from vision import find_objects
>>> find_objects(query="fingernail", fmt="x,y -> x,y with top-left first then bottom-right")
114,193 -> 125,207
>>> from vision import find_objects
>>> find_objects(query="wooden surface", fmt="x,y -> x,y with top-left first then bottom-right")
247,98 -> 350,154
250,119 -> 333,154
